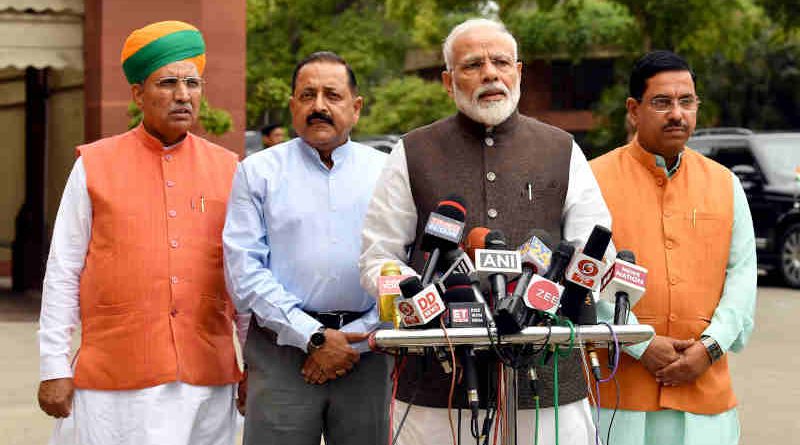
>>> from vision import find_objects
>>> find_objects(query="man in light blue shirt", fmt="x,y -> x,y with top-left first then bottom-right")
223,51 -> 389,445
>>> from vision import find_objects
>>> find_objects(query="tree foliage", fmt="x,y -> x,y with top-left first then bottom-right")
245,0 -> 800,148
358,76 -> 456,135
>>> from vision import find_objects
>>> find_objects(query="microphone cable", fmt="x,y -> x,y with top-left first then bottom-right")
388,354 -> 407,445
441,318 -> 459,445
590,322 -> 621,445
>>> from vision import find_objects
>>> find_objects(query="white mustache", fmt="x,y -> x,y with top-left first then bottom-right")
473,83 -> 510,102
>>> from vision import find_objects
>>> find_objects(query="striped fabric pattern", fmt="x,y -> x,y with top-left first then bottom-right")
120,20 -> 206,84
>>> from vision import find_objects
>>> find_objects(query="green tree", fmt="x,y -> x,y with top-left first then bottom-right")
246,0 -> 410,128
358,76 -> 455,135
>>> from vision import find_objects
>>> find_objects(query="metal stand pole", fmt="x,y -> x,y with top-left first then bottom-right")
504,365 -> 517,445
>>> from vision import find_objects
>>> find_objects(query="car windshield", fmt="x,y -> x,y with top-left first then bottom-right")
756,136 -> 800,184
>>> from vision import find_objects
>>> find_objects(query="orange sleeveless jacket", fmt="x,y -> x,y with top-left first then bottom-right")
74,125 -> 241,390
590,137 -> 735,414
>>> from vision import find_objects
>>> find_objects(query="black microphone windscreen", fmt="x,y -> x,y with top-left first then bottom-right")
399,276 -> 424,298
436,194 -> 467,222
583,225 -> 612,259
443,272 -> 471,289
485,230 -> 508,249
617,250 -> 636,264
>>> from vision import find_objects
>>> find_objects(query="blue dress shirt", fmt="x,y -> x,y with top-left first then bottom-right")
223,137 -> 387,353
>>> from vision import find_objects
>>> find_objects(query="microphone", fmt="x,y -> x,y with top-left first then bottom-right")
473,230 -> 521,301
599,250 -> 647,325
435,248 -> 476,294
396,277 -> 445,328
560,225 -> 612,325
523,241 -> 575,321
377,261 -> 412,327
442,274 -> 486,327
561,225 -> 612,380
440,275 -> 480,421
494,230 -> 555,335
419,196 -> 467,286
465,227 -> 490,261
460,345 -> 480,421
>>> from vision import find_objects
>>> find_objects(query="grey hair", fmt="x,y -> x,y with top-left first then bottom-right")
442,18 -> 518,71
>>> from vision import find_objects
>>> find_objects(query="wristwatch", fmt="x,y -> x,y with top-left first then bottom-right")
308,326 -> 327,351
700,335 -> 723,364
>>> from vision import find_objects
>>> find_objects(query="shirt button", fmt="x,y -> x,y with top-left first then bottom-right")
168,210 -> 177,218
656,178 -> 664,186
170,276 -> 179,284
485,137 -> 494,147
663,211 -> 671,218
164,154 -> 173,162
166,180 -> 175,188
670,276 -> 678,285
488,208 -> 498,219
170,239 -> 179,248
669,314 -> 678,322
665,240 -> 674,249
486,172 -> 497,182
170,307 -> 178,317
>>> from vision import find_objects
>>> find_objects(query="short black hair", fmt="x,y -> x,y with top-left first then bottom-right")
261,123 -> 282,137
629,50 -> 696,100
291,51 -> 358,96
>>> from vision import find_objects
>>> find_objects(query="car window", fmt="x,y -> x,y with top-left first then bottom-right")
755,136 -> 800,184
709,142 -> 757,170
687,139 -> 713,155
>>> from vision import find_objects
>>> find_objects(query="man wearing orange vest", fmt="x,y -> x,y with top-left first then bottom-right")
591,51 -> 757,445
36,21 -> 247,445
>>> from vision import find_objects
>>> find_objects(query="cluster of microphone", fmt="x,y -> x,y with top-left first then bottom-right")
376,195 -> 649,419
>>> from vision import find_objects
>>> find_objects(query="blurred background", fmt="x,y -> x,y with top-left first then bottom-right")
2,1 -> 800,444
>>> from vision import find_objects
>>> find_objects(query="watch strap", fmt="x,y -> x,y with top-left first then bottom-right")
700,335 -> 723,363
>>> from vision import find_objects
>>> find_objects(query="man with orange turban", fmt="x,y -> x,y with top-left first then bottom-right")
37,21 -> 247,445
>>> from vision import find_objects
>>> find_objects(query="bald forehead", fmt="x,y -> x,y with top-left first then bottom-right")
450,27 -> 516,63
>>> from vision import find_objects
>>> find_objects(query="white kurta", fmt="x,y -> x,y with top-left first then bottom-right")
40,155 -> 249,445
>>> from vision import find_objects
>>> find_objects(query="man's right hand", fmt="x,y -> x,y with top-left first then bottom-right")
303,329 -> 367,382
38,378 -> 74,418
639,335 -> 694,376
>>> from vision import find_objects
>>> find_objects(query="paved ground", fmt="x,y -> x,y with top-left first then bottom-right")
1,282 -> 797,444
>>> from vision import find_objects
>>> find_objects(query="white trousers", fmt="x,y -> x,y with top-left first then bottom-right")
392,398 -> 596,445
49,382 -> 237,445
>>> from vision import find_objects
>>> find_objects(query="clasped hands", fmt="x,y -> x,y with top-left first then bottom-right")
639,335 -> 712,387
301,329 -> 368,385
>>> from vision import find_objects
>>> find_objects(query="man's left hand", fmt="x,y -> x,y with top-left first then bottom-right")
236,369 -> 248,416
655,341 -> 712,386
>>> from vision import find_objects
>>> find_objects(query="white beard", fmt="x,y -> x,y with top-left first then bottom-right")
453,79 -> 520,127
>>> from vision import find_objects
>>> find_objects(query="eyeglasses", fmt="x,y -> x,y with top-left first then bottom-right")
646,96 -> 701,113
457,55 -> 517,75
152,76 -> 204,91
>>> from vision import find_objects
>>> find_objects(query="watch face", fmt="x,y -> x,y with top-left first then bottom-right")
311,331 -> 325,347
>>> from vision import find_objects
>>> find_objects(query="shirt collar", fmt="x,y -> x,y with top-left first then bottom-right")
297,137 -> 353,172
628,135 -> 685,180
654,151 -> 684,178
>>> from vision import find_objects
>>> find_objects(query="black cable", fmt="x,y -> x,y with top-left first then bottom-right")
391,379 -> 420,445
458,408 -> 462,445
605,376 -> 621,445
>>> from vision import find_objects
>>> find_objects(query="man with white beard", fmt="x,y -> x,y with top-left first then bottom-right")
359,18 -> 612,445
